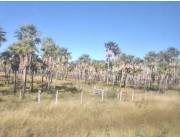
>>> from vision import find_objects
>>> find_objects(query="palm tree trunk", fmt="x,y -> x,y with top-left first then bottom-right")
119,71 -> 124,88
144,79 -> 147,92
8,69 -> 10,84
164,75 -> 168,93
22,67 -> 27,98
124,74 -> 128,88
31,71 -> 34,92
4,65 -> 7,84
13,71 -> 17,94
41,70 -> 44,92
107,59 -> 110,85
47,72 -> 51,90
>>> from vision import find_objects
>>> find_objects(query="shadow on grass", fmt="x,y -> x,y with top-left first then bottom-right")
55,85 -> 80,94
28,82 -> 80,94
0,80 -> 92,95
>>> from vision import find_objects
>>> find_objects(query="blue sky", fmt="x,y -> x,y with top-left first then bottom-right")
0,2 -> 180,60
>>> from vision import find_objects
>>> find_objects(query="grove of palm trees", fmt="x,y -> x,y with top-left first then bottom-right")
0,24 -> 180,137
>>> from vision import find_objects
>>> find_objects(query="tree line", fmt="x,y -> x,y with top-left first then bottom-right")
0,24 -> 179,98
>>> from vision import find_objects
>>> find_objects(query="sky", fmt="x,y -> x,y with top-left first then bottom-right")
0,1 -> 180,61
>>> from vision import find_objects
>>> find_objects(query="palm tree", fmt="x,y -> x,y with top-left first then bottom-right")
0,27 -> 6,47
8,43 -> 25,94
41,38 -> 57,89
165,47 -> 180,86
10,54 -> 20,94
77,54 -> 91,82
145,51 -> 157,89
29,54 -> 41,92
0,27 -> 7,80
105,41 -> 121,85
92,60 -> 106,82
157,51 -> 169,93
132,57 -> 143,88
15,24 -> 41,97
0,50 -> 11,84
118,53 -> 133,88
55,47 -> 71,80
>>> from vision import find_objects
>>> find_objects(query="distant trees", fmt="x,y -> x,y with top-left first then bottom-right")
103,42 -> 180,93
77,54 -> 91,82
55,47 -> 71,80
0,24 -> 179,97
0,27 -> 7,81
157,47 -> 180,93
41,38 -> 71,90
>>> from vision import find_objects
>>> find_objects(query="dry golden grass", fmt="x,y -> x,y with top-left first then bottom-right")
0,91 -> 180,137
0,78 -> 180,137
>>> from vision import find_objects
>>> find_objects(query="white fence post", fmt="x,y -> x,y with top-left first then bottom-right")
38,89 -> 41,103
132,90 -> 134,101
101,90 -> 104,102
55,90 -> 59,105
120,91 -> 122,101
80,91 -> 83,104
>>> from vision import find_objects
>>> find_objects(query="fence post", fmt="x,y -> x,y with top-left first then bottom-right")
55,90 -> 59,105
38,89 -> 41,103
80,91 -> 83,104
132,90 -> 134,101
120,90 -> 122,101
101,90 -> 104,102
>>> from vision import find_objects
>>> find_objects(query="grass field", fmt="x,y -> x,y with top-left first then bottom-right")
0,79 -> 180,137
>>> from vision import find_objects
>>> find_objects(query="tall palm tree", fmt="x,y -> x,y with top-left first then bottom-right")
10,54 -> 20,94
7,43 -> 23,94
15,24 -> 41,97
41,38 -> 57,89
105,41 -> 121,85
